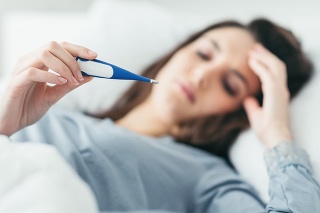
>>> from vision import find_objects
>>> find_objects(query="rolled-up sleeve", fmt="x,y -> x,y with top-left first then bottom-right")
194,142 -> 320,213
265,142 -> 320,212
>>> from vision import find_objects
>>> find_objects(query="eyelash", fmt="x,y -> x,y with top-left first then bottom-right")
222,76 -> 237,97
196,51 -> 211,61
197,49 -> 238,97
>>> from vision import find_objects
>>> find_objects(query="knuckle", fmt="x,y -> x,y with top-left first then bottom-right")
24,67 -> 36,78
70,60 -> 80,72
61,65 -> 73,77
60,41 -> 68,47
47,41 -> 59,50
40,50 -> 51,59
58,64 -> 70,75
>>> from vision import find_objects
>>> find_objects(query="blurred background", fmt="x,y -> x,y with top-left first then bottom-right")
0,0 -> 93,76
0,0 -> 92,11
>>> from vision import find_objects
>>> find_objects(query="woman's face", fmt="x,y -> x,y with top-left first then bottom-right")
148,27 -> 261,122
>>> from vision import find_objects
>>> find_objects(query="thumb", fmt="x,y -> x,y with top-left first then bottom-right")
46,76 -> 93,104
243,96 -> 261,125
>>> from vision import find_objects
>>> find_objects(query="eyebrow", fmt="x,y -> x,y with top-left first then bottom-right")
230,69 -> 250,93
209,39 -> 221,52
208,38 -> 250,93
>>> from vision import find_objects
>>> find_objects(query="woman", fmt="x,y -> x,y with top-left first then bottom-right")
0,18 -> 319,212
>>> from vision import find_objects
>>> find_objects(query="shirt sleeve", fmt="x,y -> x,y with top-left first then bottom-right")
265,141 -> 320,212
194,142 -> 320,213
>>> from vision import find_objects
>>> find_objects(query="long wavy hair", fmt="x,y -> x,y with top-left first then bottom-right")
94,18 -> 313,165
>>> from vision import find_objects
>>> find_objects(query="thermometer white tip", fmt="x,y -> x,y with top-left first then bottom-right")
150,79 -> 159,84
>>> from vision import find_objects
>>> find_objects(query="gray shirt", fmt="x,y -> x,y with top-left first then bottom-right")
11,108 -> 320,213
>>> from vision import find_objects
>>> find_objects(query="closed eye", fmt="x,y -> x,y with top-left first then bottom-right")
222,75 -> 237,97
196,51 -> 211,61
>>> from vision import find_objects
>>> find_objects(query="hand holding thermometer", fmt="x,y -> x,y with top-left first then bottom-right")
76,57 -> 158,84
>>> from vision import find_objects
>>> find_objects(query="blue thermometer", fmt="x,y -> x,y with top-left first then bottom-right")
76,57 -> 158,84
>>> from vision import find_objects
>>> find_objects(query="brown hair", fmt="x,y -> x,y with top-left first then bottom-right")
95,18 -> 313,164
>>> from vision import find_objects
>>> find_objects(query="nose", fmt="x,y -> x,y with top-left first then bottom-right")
192,65 -> 212,90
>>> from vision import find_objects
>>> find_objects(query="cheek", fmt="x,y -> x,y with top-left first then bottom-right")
198,90 -> 241,116
149,76 -> 181,107
156,52 -> 194,80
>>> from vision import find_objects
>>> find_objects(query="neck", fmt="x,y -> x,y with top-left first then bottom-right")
116,100 -> 177,137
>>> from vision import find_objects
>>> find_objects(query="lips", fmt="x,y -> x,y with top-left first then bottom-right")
178,81 -> 196,104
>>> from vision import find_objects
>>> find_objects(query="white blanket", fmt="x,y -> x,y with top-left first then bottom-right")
0,135 -> 98,213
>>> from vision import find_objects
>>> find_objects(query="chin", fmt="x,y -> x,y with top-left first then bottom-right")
153,99 -> 186,120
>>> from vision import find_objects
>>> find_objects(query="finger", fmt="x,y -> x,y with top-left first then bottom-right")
15,67 -> 68,88
249,49 -> 275,76
11,51 -> 49,76
60,41 -> 97,60
243,96 -> 261,125
46,76 -> 93,105
45,41 -> 84,82
248,56 -> 280,111
254,44 -> 280,67
248,55 -> 273,91
253,44 -> 287,81
40,50 -> 79,86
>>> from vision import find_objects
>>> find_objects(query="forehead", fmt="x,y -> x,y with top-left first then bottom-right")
203,27 -> 256,60
201,27 -> 260,95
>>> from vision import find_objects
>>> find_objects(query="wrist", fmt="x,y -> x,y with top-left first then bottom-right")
263,127 -> 292,149
0,127 -> 14,137
0,114 -> 19,137
0,124 -> 17,136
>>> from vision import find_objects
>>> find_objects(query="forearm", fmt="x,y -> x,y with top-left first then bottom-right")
265,142 -> 320,212
0,93 -> 22,136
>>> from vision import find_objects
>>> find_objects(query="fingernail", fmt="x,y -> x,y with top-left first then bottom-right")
72,76 -> 79,85
58,76 -> 67,84
77,70 -> 84,81
87,50 -> 97,55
